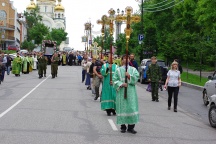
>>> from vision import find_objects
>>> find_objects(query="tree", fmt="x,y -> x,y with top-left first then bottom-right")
24,6 -> 42,29
50,28 -> 68,46
20,40 -> 35,51
29,23 -> 49,45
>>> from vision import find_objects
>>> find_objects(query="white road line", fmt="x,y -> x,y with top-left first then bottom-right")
108,119 -> 118,131
0,75 -> 51,118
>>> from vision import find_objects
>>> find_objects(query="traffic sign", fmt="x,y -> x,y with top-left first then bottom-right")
138,34 -> 144,41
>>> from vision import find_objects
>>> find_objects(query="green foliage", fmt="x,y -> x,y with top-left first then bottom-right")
24,6 -> 42,29
20,40 -> 35,51
181,72 -> 208,86
114,0 -> 216,71
50,28 -> 68,46
93,28 -> 114,52
1,50 -> 16,54
29,23 -> 49,45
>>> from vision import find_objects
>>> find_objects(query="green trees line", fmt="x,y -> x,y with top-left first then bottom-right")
94,0 -> 216,70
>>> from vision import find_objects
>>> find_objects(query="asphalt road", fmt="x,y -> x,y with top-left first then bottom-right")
0,66 -> 215,144
137,82 -> 209,126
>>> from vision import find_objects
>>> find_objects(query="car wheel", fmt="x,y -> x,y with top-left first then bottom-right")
203,90 -> 209,106
209,104 -> 216,128
140,73 -> 144,84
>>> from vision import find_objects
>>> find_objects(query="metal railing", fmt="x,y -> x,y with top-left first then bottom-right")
1,35 -> 15,41
0,23 -> 15,30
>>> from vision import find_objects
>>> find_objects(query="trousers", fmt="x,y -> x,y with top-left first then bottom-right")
168,86 -> 179,109
121,124 -> 135,130
151,82 -> 159,100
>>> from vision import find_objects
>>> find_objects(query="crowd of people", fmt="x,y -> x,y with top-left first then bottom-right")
0,50 -> 85,82
0,50 -> 182,134
81,53 -> 182,134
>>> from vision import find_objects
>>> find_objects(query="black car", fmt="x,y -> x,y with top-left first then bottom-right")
139,59 -> 168,84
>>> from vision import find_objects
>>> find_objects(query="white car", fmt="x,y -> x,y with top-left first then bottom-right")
203,71 -> 216,106
208,94 -> 216,128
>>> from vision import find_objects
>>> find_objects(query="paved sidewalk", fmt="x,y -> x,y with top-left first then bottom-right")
183,68 -> 214,78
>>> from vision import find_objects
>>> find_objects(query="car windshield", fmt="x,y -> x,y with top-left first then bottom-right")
146,61 -> 166,67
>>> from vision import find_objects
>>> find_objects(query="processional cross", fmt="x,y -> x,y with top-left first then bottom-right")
90,42 -> 101,58
116,6 -> 141,99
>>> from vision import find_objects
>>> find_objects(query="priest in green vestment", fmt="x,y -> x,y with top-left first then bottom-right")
22,53 -> 30,74
113,54 -> 139,134
100,54 -> 118,116
61,52 -> 67,66
28,54 -> 34,72
12,53 -> 22,76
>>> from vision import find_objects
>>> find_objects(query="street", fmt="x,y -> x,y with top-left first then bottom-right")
0,66 -> 215,144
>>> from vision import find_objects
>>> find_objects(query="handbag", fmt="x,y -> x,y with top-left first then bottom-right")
146,83 -> 151,92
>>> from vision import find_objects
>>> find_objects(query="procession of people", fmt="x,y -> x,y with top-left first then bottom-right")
0,49 -> 182,135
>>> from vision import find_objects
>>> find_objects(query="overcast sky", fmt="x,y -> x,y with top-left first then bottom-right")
12,0 -> 140,50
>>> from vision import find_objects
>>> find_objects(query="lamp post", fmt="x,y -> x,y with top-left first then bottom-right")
84,22 -> 92,55
116,9 -> 124,40
136,0 -> 144,61
116,6 -> 140,98
97,15 -> 108,59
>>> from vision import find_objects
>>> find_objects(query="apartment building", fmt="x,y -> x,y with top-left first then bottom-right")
0,0 -> 27,50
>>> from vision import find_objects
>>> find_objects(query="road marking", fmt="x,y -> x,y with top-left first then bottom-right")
0,75 -> 51,118
108,119 -> 118,131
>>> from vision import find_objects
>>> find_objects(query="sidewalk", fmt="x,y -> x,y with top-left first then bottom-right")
183,68 -> 214,78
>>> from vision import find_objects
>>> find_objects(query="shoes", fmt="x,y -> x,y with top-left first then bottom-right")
94,96 -> 99,100
152,99 -> 155,101
174,109 -> 177,112
155,99 -> 159,102
107,113 -> 111,116
121,129 -> 126,133
127,129 -> 137,134
44,74 -> 46,77
168,107 -> 171,110
112,111 -> 116,116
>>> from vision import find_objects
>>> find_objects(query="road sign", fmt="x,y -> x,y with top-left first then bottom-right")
138,34 -> 144,41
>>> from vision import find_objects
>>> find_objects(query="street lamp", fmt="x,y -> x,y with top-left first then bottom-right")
136,0 -> 144,61
115,9 -> 124,40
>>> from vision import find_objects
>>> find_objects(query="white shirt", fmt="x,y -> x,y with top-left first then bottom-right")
167,70 -> 180,87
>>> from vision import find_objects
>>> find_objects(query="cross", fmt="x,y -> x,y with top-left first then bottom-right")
115,6 -> 140,99
90,42 -> 101,58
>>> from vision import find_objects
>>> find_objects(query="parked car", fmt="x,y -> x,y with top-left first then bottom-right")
8,45 -> 19,51
208,94 -> 216,128
203,71 -> 216,106
19,49 -> 28,54
139,59 -> 168,84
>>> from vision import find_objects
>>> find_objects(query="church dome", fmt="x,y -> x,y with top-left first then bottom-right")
54,4 -> 65,12
26,1 -> 36,10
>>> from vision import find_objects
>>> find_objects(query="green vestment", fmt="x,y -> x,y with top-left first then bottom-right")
28,56 -> 34,72
12,57 -> 22,75
100,63 -> 118,111
22,56 -> 30,73
113,66 -> 139,125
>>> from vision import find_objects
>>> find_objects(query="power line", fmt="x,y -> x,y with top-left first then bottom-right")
142,0 -> 184,13
143,0 -> 176,10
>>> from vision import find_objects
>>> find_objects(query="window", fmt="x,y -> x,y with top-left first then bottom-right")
45,6 -> 47,13
58,13 -> 60,18
0,10 -> 6,26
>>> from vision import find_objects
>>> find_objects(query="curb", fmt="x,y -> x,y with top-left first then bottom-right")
182,82 -> 203,91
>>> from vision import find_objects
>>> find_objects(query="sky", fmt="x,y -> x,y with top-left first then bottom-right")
12,0 -> 140,51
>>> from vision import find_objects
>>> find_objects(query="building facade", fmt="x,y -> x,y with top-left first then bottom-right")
26,0 -> 68,50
